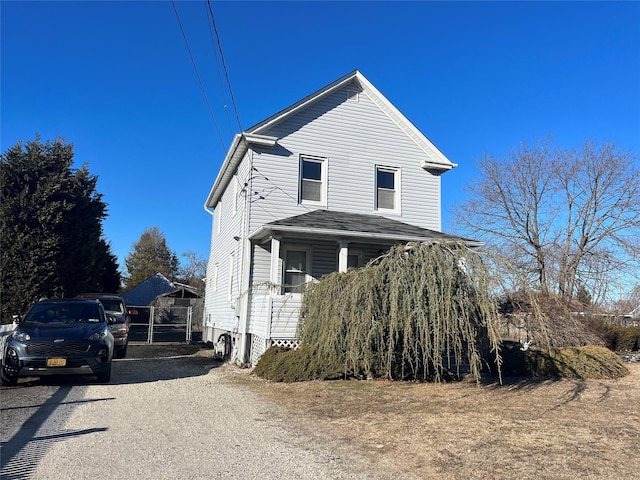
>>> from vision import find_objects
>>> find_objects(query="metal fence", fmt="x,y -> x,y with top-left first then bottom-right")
129,306 -> 201,343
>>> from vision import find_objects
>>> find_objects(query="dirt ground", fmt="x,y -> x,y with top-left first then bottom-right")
141,344 -> 639,479
233,360 -> 640,480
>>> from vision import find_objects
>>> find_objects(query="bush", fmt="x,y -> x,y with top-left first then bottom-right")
294,241 -> 502,383
584,318 -> 640,352
252,346 -> 345,383
500,343 -> 628,379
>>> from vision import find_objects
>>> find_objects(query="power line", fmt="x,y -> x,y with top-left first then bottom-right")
204,1 -> 234,139
171,0 -> 226,149
206,0 -> 242,132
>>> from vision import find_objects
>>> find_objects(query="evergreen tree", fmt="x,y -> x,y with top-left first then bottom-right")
123,227 -> 178,291
1,136 -> 121,322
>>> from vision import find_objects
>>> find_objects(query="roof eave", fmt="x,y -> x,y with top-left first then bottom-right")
205,133 -> 278,208
420,160 -> 458,173
248,224 -> 481,247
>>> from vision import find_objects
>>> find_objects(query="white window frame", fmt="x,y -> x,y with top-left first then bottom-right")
227,253 -> 234,301
375,165 -> 401,214
347,250 -> 363,270
298,155 -> 327,206
232,174 -> 238,216
282,246 -> 312,294
216,200 -> 222,234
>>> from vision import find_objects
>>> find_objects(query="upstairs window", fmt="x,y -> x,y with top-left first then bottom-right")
227,253 -> 234,300
376,166 -> 400,212
299,155 -> 326,204
232,174 -> 239,216
216,200 -> 222,234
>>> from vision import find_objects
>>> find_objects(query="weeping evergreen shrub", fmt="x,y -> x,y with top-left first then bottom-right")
500,344 -> 629,379
292,240 -> 503,382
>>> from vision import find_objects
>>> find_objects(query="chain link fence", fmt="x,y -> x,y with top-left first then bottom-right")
129,306 -> 201,343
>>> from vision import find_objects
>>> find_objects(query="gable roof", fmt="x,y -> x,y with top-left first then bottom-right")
121,273 -> 176,306
205,70 -> 455,209
248,209 -> 481,246
156,283 -> 204,299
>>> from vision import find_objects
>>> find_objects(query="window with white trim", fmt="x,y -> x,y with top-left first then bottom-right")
283,248 -> 311,294
375,166 -> 400,212
227,253 -> 234,300
216,200 -> 222,234
347,251 -> 363,269
299,155 -> 326,204
232,174 -> 238,216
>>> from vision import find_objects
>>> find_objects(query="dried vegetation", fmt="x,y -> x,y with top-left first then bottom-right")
254,241 -> 633,383
257,241 -> 502,382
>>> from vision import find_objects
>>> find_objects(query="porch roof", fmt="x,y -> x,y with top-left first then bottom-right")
248,210 -> 481,246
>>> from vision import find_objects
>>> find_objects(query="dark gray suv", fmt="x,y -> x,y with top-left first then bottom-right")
1,298 -> 115,386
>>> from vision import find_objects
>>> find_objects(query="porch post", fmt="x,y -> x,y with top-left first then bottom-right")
237,238 -> 252,365
338,240 -> 349,273
270,236 -> 281,294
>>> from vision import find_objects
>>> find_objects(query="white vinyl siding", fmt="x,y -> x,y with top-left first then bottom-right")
312,241 -> 339,278
247,82 -> 442,233
203,153 -> 252,340
270,295 -> 302,339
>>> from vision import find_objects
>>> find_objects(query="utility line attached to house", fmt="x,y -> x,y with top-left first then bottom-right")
171,0 -> 226,150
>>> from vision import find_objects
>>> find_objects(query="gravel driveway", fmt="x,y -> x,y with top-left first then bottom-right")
1,344 -> 397,480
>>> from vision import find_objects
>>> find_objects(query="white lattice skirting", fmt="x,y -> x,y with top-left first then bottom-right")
271,339 -> 300,350
249,337 -> 301,366
250,335 -> 266,367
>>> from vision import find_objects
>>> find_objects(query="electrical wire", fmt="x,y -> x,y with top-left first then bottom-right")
171,0 -> 226,149
204,1 -> 234,139
206,0 -> 243,133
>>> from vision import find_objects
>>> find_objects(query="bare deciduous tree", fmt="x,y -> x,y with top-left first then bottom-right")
455,139 -> 640,304
178,250 -> 206,292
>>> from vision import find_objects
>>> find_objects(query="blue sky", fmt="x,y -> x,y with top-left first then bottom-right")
2,1 -> 639,274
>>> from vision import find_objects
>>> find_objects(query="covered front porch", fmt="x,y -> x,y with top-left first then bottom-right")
242,210 -> 473,365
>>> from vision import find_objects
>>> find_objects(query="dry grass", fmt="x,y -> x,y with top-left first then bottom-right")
234,362 -> 640,479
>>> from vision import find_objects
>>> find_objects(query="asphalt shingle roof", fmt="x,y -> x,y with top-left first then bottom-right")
256,209 -> 472,243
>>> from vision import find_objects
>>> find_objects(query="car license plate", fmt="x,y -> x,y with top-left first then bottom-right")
47,358 -> 67,367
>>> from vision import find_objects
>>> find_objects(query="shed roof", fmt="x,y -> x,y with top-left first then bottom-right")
248,209 -> 480,246
122,273 -> 176,307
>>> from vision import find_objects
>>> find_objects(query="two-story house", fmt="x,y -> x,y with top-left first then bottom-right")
203,70 -> 470,366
